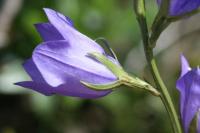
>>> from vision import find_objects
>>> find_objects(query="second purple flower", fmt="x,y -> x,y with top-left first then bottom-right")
176,55 -> 200,133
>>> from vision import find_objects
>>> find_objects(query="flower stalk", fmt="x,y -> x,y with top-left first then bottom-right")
133,0 -> 182,132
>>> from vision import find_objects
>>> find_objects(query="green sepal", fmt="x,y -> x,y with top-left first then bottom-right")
84,52 -> 160,96
189,109 -> 200,133
121,75 -> 160,96
80,80 -> 122,91
87,52 -> 127,77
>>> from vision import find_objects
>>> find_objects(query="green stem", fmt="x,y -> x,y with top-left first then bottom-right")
133,0 -> 182,132
149,17 -> 170,48
144,46 -> 182,133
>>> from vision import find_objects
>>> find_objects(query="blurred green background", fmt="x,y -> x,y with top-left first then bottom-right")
0,0 -> 200,133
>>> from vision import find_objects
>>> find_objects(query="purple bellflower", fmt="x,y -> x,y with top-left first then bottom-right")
15,8 -> 119,98
176,55 -> 200,133
157,0 -> 200,16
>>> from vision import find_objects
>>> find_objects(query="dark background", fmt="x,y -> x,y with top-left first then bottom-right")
0,0 -> 200,133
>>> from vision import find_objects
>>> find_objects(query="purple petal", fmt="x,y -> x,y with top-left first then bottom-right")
55,78 -> 111,98
43,8 -> 74,27
176,69 -> 200,133
15,81 -> 54,96
32,40 -> 117,87
157,0 -> 200,16
17,57 -> 112,98
180,54 -> 191,78
169,0 -> 200,16
34,23 -> 64,41
23,58 -> 45,82
43,8 -> 104,53
65,16 -> 74,27
15,80 -> 111,98
15,52 -> 111,98
17,46 -> 114,98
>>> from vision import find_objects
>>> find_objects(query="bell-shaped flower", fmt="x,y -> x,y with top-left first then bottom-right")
176,55 -> 200,133
157,0 -> 200,16
15,8 -> 120,98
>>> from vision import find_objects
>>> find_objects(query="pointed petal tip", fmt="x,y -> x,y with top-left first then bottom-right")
34,23 -> 42,28
180,53 -> 187,63
14,81 -> 29,87
14,81 -> 54,96
43,8 -> 56,17
197,66 -> 200,75
42,7 -> 74,29
180,54 -> 191,77
43,8 -> 51,12
22,59 -> 29,67
14,82 -> 20,86
34,23 -> 46,32
180,54 -> 187,61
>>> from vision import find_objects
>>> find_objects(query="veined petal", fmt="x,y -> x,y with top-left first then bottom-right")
34,23 -> 64,41
43,8 -> 104,53
32,40 -> 117,87
177,69 -> 200,133
43,8 -> 74,27
17,57 -> 113,98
